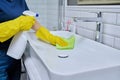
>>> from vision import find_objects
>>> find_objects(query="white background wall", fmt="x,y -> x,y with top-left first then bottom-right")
26,0 -> 59,30
26,0 -> 47,27
47,0 -> 59,30
65,0 -> 120,50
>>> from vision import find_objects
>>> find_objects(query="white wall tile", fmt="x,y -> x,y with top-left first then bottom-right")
47,4 -> 58,10
47,0 -> 59,30
26,0 -> 47,26
47,15 -> 58,21
47,9 -> 58,15
47,14 -> 58,30
116,13 -> 120,25
47,0 -> 58,4
65,17 -> 73,23
102,34 -> 114,47
77,27 -> 96,40
114,37 -> 120,50
65,10 -> 97,18
102,13 -> 117,24
77,22 -> 97,31
103,24 -> 120,37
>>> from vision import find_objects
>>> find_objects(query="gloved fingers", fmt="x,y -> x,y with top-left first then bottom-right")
56,36 -> 68,47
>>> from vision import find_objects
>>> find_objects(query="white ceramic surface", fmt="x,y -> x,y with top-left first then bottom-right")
26,31 -> 120,80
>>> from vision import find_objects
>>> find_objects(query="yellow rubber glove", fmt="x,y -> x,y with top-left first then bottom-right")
0,15 -> 35,42
36,26 -> 68,47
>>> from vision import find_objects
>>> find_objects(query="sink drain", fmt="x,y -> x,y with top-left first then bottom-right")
58,54 -> 69,58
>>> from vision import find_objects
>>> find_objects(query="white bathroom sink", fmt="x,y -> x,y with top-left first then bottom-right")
26,31 -> 120,80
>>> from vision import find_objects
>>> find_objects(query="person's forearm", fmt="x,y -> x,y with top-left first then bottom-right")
32,21 -> 42,31
34,21 -> 68,46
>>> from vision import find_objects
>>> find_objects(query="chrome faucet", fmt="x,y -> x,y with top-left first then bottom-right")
73,12 -> 103,43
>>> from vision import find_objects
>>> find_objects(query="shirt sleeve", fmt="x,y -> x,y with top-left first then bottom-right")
0,0 -> 30,22
24,0 -> 29,10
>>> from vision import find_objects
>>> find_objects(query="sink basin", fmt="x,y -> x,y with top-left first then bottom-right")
25,31 -> 120,80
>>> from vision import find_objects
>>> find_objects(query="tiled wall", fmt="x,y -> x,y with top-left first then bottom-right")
26,0 -> 47,27
26,0 -> 59,30
65,4 -> 120,50
47,0 -> 59,30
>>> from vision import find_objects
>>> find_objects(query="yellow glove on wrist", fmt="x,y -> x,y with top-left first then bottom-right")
36,26 -> 68,47
0,15 -> 35,42
15,15 -> 35,30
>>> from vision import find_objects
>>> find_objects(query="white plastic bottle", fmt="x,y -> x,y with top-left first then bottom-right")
23,11 -> 39,32
7,11 -> 39,59
69,22 -> 76,34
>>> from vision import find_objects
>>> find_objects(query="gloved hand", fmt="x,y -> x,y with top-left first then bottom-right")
0,15 -> 35,42
36,26 -> 68,47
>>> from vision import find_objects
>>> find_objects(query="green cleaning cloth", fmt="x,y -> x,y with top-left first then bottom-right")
56,35 -> 75,50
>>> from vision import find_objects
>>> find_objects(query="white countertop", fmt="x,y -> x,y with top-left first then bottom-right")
26,31 -> 120,75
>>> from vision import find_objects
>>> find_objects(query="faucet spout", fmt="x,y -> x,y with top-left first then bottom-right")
72,11 -> 103,43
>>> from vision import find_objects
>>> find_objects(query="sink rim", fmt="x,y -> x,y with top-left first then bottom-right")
26,31 -> 120,75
